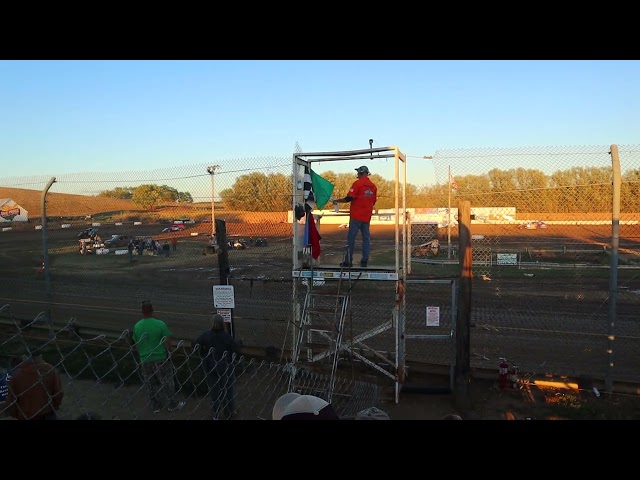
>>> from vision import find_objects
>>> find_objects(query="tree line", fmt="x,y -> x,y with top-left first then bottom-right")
218,166 -> 640,213
99,166 -> 640,213
98,185 -> 193,210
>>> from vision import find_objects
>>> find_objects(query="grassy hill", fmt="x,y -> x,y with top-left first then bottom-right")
0,187 -> 140,218
0,187 -> 288,224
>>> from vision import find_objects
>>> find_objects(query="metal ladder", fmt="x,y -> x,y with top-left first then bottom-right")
289,248 -> 350,403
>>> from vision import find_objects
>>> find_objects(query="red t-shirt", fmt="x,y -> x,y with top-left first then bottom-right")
347,177 -> 377,222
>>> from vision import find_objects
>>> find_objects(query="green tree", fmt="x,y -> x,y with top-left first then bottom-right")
98,185 -> 193,204
219,172 -> 291,212
98,187 -> 134,199
131,184 -> 165,210
622,168 -> 640,212
158,185 -> 179,202
177,191 -> 194,203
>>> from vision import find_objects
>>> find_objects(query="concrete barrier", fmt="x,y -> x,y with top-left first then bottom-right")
133,222 -> 142,226
1,227 -> 12,232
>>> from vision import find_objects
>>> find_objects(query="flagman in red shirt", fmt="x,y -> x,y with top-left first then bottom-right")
333,165 -> 378,267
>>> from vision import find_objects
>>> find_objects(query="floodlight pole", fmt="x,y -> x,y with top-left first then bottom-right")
41,177 -> 56,336
207,165 -> 221,238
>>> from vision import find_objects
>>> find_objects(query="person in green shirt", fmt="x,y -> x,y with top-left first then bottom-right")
132,301 -> 186,414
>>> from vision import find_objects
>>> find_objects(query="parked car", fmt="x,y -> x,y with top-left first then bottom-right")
104,234 -> 132,248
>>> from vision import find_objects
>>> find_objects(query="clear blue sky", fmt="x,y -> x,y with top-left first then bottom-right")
1,60 -> 638,195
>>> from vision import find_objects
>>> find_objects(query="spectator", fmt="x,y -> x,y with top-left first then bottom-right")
272,392 -> 301,420
332,165 -> 378,268
162,241 -> 170,257
171,237 -> 177,251
127,240 -> 134,262
2,350 -> 64,420
132,300 -> 186,414
193,314 -> 240,420
272,392 -> 340,420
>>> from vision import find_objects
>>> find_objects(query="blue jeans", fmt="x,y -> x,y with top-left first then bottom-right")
347,219 -> 371,264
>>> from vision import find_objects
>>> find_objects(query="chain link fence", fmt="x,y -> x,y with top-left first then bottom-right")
1,145 -> 638,397
0,305 -> 382,420
423,145 -> 640,384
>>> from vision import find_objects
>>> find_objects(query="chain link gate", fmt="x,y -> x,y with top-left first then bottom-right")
402,278 -> 457,392
472,235 -> 494,278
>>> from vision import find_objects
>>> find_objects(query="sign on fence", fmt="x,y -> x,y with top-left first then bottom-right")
497,253 -> 518,265
217,308 -> 232,323
426,306 -> 440,326
213,285 -> 235,308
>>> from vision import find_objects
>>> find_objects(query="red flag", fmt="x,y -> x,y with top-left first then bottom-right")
449,174 -> 458,191
308,214 -> 321,260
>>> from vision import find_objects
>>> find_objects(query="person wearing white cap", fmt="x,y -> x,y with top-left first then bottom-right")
332,165 -> 378,268
272,392 -> 340,420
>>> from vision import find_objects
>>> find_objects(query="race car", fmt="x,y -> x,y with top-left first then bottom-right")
518,221 -> 548,229
77,227 -> 98,238
162,225 -> 185,233
227,239 -> 247,250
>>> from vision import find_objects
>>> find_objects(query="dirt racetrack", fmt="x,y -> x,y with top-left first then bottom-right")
2,215 -> 640,419
1,217 -> 640,388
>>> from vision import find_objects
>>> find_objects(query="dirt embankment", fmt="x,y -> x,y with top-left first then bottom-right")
518,212 -> 639,221
2,186 -> 637,225
1,187 -> 290,223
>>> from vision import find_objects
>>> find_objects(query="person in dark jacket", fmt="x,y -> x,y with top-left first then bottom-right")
3,352 -> 64,420
193,314 -> 240,420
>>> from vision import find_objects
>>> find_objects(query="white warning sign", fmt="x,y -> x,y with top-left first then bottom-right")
213,285 -> 235,308
426,306 -> 440,327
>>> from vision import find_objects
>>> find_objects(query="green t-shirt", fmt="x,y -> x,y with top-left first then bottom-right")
132,317 -> 172,363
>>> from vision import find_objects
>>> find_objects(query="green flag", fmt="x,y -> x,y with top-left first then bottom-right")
310,169 -> 335,210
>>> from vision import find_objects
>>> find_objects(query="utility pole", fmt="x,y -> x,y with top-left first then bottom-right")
448,165 -> 452,259
207,165 -> 221,238
455,200 -> 472,410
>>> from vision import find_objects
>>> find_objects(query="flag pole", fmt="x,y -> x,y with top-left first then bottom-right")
448,165 -> 452,259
